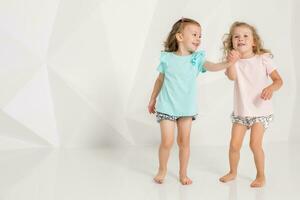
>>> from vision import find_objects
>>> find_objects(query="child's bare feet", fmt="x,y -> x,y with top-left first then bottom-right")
219,172 -> 237,183
153,169 -> 167,184
179,175 -> 193,185
250,176 -> 265,187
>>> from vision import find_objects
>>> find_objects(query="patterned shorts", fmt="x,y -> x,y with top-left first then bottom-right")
156,112 -> 197,123
231,113 -> 273,129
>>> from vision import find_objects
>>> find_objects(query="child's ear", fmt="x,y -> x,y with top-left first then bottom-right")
176,33 -> 183,42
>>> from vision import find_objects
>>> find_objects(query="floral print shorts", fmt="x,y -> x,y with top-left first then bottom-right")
156,112 -> 197,123
231,112 -> 273,129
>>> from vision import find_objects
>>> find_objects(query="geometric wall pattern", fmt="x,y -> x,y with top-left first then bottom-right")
0,0 -> 298,149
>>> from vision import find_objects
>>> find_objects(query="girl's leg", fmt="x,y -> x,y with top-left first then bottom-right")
249,123 -> 265,187
219,123 -> 247,182
176,117 -> 193,185
154,119 -> 176,184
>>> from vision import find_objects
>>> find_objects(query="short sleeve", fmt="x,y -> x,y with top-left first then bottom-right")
262,53 -> 276,75
191,50 -> 206,73
156,52 -> 168,73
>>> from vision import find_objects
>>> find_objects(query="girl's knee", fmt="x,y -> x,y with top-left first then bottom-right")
177,140 -> 190,149
177,139 -> 182,147
249,142 -> 262,152
161,141 -> 174,149
230,143 -> 242,152
177,135 -> 190,148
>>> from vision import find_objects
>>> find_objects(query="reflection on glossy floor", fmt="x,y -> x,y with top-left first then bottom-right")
0,143 -> 299,200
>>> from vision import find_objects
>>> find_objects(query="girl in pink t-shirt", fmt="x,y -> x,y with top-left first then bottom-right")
219,22 -> 283,187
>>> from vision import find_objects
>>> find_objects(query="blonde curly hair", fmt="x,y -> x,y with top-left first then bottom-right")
222,21 -> 272,61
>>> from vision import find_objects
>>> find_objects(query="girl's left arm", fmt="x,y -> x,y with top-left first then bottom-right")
203,50 -> 240,72
261,70 -> 283,100
203,61 -> 231,72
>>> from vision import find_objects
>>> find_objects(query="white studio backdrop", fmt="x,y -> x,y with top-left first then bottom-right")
0,0 -> 298,149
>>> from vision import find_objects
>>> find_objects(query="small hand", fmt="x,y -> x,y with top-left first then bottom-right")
261,86 -> 274,100
148,99 -> 156,114
227,50 -> 240,65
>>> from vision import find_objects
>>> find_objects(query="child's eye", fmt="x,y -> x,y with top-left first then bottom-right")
199,35 -> 202,38
193,34 -> 197,37
234,36 -> 239,39
244,35 -> 248,37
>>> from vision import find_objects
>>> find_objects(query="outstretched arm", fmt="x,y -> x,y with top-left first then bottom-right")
204,61 -> 231,72
148,73 -> 164,114
204,50 -> 240,72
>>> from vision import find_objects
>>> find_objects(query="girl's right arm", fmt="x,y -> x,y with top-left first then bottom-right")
225,50 -> 239,80
225,65 -> 236,80
148,73 -> 164,114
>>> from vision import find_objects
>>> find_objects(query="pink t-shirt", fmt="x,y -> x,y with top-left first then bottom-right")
233,53 -> 276,117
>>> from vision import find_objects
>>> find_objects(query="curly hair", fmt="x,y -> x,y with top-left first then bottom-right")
222,21 -> 272,61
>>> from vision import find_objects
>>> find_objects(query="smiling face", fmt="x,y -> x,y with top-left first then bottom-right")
232,26 -> 255,58
177,23 -> 201,53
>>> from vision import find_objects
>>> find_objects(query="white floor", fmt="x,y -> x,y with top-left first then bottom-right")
0,143 -> 299,200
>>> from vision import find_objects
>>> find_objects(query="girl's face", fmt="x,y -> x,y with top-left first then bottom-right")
232,26 -> 255,57
177,24 -> 201,53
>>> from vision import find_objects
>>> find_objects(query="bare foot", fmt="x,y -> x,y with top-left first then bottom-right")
180,175 -> 193,185
219,172 -> 237,183
153,169 -> 167,184
250,176 -> 265,187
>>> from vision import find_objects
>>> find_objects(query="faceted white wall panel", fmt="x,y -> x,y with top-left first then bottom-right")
0,0 -> 298,148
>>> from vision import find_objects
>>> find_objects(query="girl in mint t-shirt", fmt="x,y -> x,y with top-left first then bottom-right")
148,18 -> 239,185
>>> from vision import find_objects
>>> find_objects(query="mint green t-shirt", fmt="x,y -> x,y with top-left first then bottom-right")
156,51 -> 206,117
